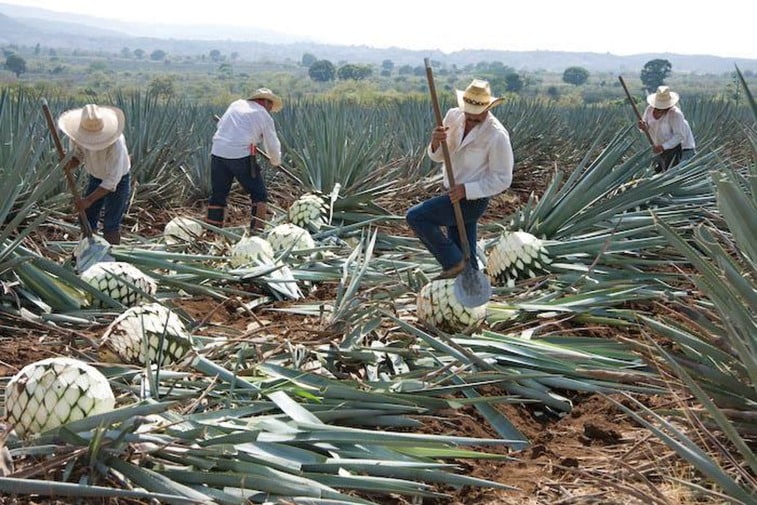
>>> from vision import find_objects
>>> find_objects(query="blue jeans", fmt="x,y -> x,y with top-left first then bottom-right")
84,173 -> 130,233
406,195 -> 489,270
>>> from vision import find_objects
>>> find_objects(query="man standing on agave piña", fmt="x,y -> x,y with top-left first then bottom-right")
58,104 -> 131,245
407,79 -> 514,279
206,87 -> 283,234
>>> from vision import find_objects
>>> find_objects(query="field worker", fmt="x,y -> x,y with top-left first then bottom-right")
206,87 -> 283,234
58,103 -> 131,245
638,85 -> 696,171
407,79 -> 514,279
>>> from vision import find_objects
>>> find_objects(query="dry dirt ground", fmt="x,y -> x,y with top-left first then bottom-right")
0,168 -> 718,505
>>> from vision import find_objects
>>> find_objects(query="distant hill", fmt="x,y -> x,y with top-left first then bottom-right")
1,2 -> 756,74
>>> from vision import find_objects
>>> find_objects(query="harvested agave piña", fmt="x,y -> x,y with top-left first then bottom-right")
417,279 -> 487,332
100,302 -> 194,366
486,231 -> 551,288
266,223 -> 316,255
229,235 -> 275,267
80,261 -> 157,307
163,216 -> 203,244
288,192 -> 330,232
4,357 -> 115,438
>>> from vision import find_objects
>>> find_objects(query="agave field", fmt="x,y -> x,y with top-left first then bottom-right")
0,71 -> 755,505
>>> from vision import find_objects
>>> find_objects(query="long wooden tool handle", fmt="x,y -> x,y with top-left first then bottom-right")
618,76 -> 655,146
424,58 -> 471,261
41,98 -> 94,238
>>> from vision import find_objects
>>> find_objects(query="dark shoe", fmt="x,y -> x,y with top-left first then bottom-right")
103,230 -> 121,245
435,260 -> 466,280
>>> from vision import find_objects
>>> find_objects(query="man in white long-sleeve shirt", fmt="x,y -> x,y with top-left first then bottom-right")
58,103 -> 131,245
639,85 -> 696,171
406,79 -> 514,279
207,88 -> 283,233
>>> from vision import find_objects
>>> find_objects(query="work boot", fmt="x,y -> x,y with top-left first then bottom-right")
103,230 -> 121,245
434,260 -> 466,280
250,202 -> 267,234
206,205 -> 225,228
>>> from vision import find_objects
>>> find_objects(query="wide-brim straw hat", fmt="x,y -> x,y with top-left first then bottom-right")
58,104 -> 125,151
647,85 -> 680,109
248,88 -> 283,113
455,79 -> 504,114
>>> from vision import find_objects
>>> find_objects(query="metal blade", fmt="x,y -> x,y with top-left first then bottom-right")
453,267 -> 492,308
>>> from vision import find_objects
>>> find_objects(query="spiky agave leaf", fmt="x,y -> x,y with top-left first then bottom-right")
486,230 -> 551,287
4,357 -> 115,438
100,302 -> 194,366
80,261 -> 157,307
417,279 -> 487,332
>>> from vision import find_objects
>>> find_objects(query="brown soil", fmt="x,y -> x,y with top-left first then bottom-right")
0,169 -> 722,505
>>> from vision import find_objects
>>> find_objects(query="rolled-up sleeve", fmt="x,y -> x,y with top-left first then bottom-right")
261,116 -> 282,166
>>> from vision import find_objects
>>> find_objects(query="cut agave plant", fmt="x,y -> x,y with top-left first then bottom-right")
229,235 -> 275,267
487,231 -> 551,287
4,357 -> 115,438
100,302 -> 194,366
287,192 -> 329,232
163,216 -> 203,244
266,222 -> 316,255
80,261 -> 157,307
417,278 -> 487,332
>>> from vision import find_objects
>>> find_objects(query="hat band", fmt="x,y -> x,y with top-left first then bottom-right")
463,97 -> 488,106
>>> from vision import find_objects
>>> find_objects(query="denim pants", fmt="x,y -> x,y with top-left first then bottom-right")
84,173 -> 130,233
406,195 -> 489,271
207,155 -> 267,224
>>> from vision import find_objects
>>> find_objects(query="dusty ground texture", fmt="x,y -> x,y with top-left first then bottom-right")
0,166 -> 733,505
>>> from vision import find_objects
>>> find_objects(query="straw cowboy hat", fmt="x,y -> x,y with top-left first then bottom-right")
58,104 -> 125,151
647,86 -> 680,110
456,79 -> 504,115
248,87 -> 283,113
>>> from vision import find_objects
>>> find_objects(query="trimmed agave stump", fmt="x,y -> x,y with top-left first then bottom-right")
4,357 -> 115,438
163,216 -> 204,244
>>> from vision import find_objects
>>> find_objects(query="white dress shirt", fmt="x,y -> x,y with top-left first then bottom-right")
427,108 -> 514,200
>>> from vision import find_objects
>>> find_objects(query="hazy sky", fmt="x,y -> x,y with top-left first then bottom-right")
4,0 -> 755,59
